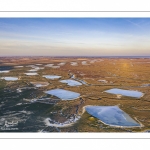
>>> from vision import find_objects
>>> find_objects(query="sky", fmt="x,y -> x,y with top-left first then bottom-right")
0,18 -> 150,56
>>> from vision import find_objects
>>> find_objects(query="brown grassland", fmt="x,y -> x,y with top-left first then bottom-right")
0,57 -> 150,132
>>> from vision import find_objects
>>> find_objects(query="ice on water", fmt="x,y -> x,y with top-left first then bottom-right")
24,73 -> 38,75
45,89 -> 80,100
70,62 -> 78,66
85,106 -> 141,127
45,64 -> 54,67
28,69 -> 39,72
0,70 -> 10,73
60,79 -> 82,86
31,82 -> 49,87
105,88 -> 143,98
15,66 -> 24,68
57,62 -> 66,66
82,61 -> 90,65
51,66 -> 60,68
1,77 -> 18,81
43,75 -> 61,79
98,79 -> 108,83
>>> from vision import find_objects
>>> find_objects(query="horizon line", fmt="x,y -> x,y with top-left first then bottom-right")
0,55 -> 150,58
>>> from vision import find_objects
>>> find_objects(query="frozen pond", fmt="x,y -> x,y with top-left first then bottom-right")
43,75 -> 61,79
0,70 -> 10,73
85,106 -> 141,127
90,60 -> 97,63
38,67 -> 45,69
82,61 -> 90,65
14,66 -> 23,68
27,65 -> 41,71
45,64 -> 54,67
57,62 -> 66,66
104,88 -> 144,98
28,69 -> 39,72
1,77 -> 18,81
26,65 -> 38,68
142,84 -> 150,87
70,62 -> 78,66
44,89 -> 80,100
60,79 -> 82,86
30,82 -> 49,87
98,80 -> 108,83
24,73 -> 38,76
51,66 -> 60,68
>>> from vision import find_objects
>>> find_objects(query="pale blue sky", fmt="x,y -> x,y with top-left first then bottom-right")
0,18 -> 150,56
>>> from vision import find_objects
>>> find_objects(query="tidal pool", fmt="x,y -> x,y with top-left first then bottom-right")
43,75 -> 61,79
60,79 -> 82,86
24,73 -> 38,76
1,77 -> 18,81
44,89 -> 80,100
85,106 -> 141,127
104,88 -> 144,98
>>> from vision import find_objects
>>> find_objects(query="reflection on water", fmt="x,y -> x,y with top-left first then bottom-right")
1,77 -> 18,81
105,88 -> 144,98
45,89 -> 80,100
85,106 -> 141,127
43,75 -> 61,79
51,66 -> 60,68
70,62 -> 78,66
82,61 -> 89,65
24,73 -> 38,76
0,70 -> 10,73
30,82 -> 49,87
60,79 -> 82,86
45,64 -> 54,67
57,62 -> 66,66
28,69 -> 39,72
15,66 -> 24,68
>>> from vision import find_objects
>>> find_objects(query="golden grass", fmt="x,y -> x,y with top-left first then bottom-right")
1,57 -> 150,132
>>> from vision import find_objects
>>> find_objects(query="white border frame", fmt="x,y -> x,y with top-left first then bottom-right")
0,10 -> 150,139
